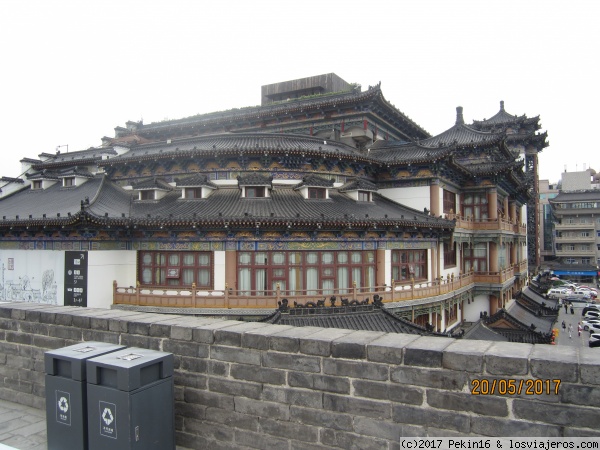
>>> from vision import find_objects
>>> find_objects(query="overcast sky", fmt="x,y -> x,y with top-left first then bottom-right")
1,0 -> 597,184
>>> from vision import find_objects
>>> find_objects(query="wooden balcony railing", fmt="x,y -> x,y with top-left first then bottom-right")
445,213 -> 526,234
112,272 -> 498,309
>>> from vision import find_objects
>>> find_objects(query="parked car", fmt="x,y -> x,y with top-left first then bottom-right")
583,305 -> 600,316
546,288 -> 571,300
583,311 -> 600,320
581,319 -> 600,331
564,296 -> 589,304
577,287 -> 597,298
590,333 -> 600,348
585,322 -> 600,333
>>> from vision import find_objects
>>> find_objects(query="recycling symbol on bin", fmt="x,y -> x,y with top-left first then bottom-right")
102,407 -> 114,426
58,397 -> 69,413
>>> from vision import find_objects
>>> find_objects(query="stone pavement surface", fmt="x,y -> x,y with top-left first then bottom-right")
554,301 -> 593,348
0,398 -> 192,450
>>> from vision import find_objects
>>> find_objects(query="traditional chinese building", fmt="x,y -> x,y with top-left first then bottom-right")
0,73 -> 545,334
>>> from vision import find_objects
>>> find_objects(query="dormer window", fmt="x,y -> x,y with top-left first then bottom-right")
245,187 -> 266,198
63,177 -> 75,187
358,191 -> 371,202
140,190 -> 155,200
184,188 -> 203,199
32,180 -> 42,190
308,188 -> 326,199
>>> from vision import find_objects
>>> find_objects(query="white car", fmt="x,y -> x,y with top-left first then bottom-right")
581,319 -> 600,331
584,322 -> 600,333
584,311 -> 600,320
590,333 -> 600,347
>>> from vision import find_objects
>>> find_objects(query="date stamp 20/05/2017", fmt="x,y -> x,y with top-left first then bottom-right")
470,378 -> 561,396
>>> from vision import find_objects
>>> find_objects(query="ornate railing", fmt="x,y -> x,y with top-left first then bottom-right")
113,272 -> 486,309
446,213 -> 526,234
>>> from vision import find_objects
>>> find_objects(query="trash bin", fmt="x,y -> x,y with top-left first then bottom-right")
44,342 -> 125,450
85,347 -> 175,450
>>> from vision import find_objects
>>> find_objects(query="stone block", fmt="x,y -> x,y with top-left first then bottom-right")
211,345 -> 261,365
208,378 -> 263,400
179,356 -> 209,374
512,398 -> 600,429
119,334 -> 162,350
259,418 -> 319,442
426,389 -> 508,416
330,330 -> 386,359
241,324 -> 294,350
31,335 -> 66,350
470,416 -> 561,437
214,322 -> 271,347
391,366 -> 466,391
404,336 -> 453,367
530,345 -> 578,382
442,339 -> 492,372
5,331 -> 33,346
299,328 -> 354,356
81,329 -> 120,344
184,416 -> 235,442
174,371 -> 207,389
366,333 -> 419,365
290,405 -> 354,431
47,325 -> 82,341
269,326 -> 323,353
323,393 -> 391,419
289,372 -> 350,394
580,347 -> 600,385
175,400 -> 206,420
163,339 -> 209,358
234,397 -> 290,420
193,320 -> 241,344
388,384 -> 424,405
204,406 -> 259,432
320,428 -> 388,450
560,383 -> 600,407
234,429 -> 289,450
353,416 -> 402,441
485,342 -> 532,375
323,358 -> 388,381
352,380 -> 389,400
184,387 -> 234,410
262,351 -> 321,373
230,363 -> 286,385
261,385 -> 323,409
18,321 -> 49,336
392,404 -> 470,433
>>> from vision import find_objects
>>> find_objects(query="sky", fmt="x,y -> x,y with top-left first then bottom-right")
0,0 -> 598,184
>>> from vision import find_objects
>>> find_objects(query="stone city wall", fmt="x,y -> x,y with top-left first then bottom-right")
0,302 -> 599,449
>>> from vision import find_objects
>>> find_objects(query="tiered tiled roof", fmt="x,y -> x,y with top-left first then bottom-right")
338,178 -> 378,192
132,178 -> 174,191
293,174 -> 334,189
175,174 -> 217,188
0,174 -> 454,231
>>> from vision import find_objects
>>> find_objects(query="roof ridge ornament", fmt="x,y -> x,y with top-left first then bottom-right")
456,106 -> 464,125
500,100 -> 505,111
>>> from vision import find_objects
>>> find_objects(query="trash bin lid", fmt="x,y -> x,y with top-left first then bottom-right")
44,342 -> 125,381
86,347 -> 174,392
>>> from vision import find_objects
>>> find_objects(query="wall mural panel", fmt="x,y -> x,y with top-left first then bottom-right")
0,250 -> 63,305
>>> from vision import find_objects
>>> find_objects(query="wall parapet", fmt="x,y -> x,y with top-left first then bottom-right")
0,302 -> 599,448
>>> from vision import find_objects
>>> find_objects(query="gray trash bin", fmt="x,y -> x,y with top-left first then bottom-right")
44,342 -> 125,450
85,347 -> 175,450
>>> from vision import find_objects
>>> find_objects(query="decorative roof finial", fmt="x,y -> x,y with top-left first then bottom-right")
456,106 -> 464,125
500,100 -> 505,111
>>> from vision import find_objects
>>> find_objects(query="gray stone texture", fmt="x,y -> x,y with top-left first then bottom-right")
0,303 -> 598,448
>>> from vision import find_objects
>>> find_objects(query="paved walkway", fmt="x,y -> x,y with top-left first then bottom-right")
554,301 -> 590,347
0,398 -> 192,450
0,400 -> 45,450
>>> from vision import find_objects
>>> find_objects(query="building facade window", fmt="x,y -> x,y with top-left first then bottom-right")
185,188 -> 202,199
63,177 -> 75,187
237,250 -> 375,296
308,188 -> 326,199
391,250 -> 427,282
582,258 -> 591,265
358,191 -> 371,202
245,187 -> 266,198
443,189 -> 456,214
464,243 -> 487,273
32,180 -> 42,190
138,251 -> 212,287
140,190 -> 155,200
462,192 -> 488,220
443,242 -> 456,268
